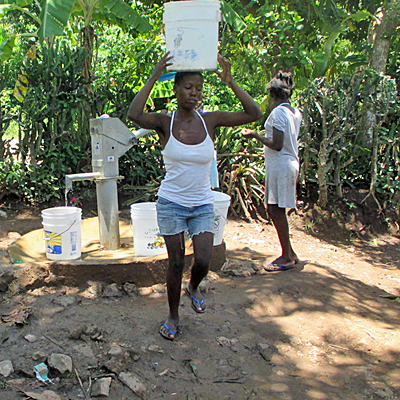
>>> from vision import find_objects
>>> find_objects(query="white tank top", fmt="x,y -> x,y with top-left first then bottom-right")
157,111 -> 215,207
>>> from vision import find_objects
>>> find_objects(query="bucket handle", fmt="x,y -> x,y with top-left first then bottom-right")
215,208 -> 228,224
43,220 -> 77,241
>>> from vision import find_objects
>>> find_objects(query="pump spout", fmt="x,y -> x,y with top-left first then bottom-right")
132,128 -> 153,139
65,172 -> 102,191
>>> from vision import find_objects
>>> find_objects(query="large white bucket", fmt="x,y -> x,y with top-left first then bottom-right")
130,203 -> 166,257
163,1 -> 221,71
213,191 -> 231,246
42,207 -> 82,261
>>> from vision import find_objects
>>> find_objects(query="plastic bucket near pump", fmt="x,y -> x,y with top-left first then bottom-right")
163,1 -> 221,71
213,191 -> 231,246
42,207 -> 82,260
130,203 -> 166,257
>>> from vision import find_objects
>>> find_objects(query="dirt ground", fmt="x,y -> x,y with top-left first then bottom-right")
0,199 -> 400,400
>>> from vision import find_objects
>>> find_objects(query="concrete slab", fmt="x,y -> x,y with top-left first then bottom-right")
6,217 -> 226,288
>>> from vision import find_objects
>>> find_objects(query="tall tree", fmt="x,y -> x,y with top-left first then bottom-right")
361,0 -> 400,143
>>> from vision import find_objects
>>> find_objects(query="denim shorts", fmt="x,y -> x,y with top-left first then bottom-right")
156,197 -> 215,238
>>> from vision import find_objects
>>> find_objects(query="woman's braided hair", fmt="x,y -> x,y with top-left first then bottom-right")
266,71 -> 294,100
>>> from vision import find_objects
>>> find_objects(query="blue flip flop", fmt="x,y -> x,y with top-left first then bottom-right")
264,262 -> 295,272
185,288 -> 206,313
159,323 -> 177,340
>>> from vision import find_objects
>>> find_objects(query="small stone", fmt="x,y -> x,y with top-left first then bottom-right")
32,351 -> 47,362
74,324 -> 103,341
0,360 -> 14,377
150,284 -> 165,293
102,283 -> 122,298
7,232 -> 21,241
0,210 -> 7,218
119,372 -> 146,396
199,279 -> 211,292
84,281 -> 104,298
221,259 -> 258,277
91,377 -> 112,397
257,342 -> 277,362
74,344 -> 95,359
149,292 -> 163,299
24,390 -> 62,400
126,348 -> 140,362
16,360 -> 36,378
103,346 -> 129,374
123,283 -> 138,296
53,294 -> 77,307
7,378 -> 26,387
138,287 -> 153,296
108,345 -> 124,356
147,345 -> 164,354
24,334 -> 37,342
48,353 -> 73,374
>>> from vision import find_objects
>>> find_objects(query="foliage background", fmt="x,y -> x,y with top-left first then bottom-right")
0,0 -> 399,231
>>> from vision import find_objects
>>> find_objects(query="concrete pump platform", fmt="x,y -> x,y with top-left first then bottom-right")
5,217 -> 226,288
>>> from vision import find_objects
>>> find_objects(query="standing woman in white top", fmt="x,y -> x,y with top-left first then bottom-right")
128,53 -> 262,340
242,71 -> 302,271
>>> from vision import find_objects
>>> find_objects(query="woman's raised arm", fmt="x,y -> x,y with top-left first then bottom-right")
206,54 -> 262,129
127,53 -> 174,130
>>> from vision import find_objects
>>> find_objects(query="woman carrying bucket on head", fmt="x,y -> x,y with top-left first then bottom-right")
128,52 -> 262,340
242,71 -> 301,272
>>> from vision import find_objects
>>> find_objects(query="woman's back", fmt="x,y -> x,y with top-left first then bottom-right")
264,105 -> 301,162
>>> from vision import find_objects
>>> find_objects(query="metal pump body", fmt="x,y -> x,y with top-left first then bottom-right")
90,117 -> 135,250
65,117 -> 151,251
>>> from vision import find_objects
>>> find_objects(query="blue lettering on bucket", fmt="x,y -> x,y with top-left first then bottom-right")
172,49 -> 198,62
70,231 -> 77,244
174,29 -> 184,48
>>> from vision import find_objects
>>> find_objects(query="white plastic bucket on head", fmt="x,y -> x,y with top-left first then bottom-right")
163,1 -> 221,71
42,207 -> 82,261
213,191 -> 231,246
130,202 -> 166,257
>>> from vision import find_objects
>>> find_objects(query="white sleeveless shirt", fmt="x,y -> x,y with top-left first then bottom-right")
157,111 -> 215,207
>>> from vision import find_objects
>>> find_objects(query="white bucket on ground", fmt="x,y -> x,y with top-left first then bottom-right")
130,203 -> 166,257
42,207 -> 82,261
213,191 -> 231,246
163,1 -> 221,71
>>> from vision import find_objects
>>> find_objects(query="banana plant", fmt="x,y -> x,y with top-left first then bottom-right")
0,0 -> 152,63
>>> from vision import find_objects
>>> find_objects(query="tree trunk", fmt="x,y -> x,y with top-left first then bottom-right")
361,0 -> 400,146
82,25 -> 95,85
370,0 -> 400,74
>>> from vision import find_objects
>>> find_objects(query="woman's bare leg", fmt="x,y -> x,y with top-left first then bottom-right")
267,204 -> 297,265
187,232 -> 213,311
159,232 -> 185,339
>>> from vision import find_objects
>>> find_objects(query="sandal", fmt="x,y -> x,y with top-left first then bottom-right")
185,288 -> 206,313
264,261 -> 295,272
159,323 -> 177,340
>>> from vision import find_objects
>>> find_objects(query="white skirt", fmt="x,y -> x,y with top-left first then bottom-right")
265,155 -> 299,208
